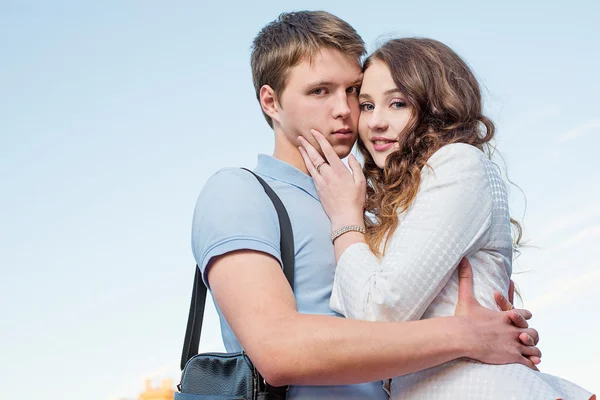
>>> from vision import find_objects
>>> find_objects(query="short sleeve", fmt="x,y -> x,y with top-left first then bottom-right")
191,168 -> 281,288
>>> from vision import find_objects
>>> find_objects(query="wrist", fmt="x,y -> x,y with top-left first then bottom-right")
331,215 -> 364,232
448,316 -> 472,359
331,225 -> 366,243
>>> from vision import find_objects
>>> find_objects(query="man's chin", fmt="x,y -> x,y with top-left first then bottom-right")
332,144 -> 354,159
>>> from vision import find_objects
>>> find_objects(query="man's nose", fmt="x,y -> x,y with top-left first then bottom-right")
332,92 -> 352,119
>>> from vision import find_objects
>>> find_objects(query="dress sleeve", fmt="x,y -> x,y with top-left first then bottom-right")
329,144 -> 494,321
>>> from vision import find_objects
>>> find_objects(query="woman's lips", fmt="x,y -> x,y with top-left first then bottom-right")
372,140 -> 396,151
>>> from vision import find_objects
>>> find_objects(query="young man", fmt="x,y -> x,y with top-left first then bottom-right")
191,11 -> 540,398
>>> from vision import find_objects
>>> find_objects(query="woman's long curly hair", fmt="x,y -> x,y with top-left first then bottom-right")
358,38 -> 522,255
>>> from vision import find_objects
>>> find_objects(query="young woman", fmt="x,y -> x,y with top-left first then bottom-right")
299,38 -> 594,399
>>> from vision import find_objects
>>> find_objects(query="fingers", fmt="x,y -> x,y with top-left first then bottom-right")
298,146 -> 320,179
515,355 -> 536,370
310,130 -> 345,172
528,356 -> 541,366
456,258 -> 477,307
494,290 -> 513,312
298,136 -> 326,171
519,328 -> 539,345
507,309 -> 529,329
495,292 -> 533,323
348,154 -> 366,186
515,308 -> 533,320
519,333 -> 535,346
520,344 -> 542,359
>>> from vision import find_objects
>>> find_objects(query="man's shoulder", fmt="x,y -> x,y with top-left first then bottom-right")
203,167 -> 261,190
198,167 -> 268,202
194,166 -> 277,223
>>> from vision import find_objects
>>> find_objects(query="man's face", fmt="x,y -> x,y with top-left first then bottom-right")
273,48 -> 363,158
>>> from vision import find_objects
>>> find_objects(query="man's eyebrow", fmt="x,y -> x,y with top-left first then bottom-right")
305,79 -> 363,88
304,80 -> 335,88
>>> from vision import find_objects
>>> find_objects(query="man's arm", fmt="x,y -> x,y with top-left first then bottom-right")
208,251 -> 540,387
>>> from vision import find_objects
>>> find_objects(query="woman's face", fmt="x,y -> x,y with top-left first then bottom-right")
358,60 -> 413,169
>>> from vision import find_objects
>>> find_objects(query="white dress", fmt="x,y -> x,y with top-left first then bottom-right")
330,143 -> 593,399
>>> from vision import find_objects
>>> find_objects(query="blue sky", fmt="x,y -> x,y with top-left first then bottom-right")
1,1 -> 598,399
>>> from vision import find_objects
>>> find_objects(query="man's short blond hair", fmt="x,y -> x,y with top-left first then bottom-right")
251,11 -> 366,127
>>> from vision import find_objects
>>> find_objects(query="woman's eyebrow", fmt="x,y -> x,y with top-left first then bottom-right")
383,88 -> 403,96
359,88 -> 403,100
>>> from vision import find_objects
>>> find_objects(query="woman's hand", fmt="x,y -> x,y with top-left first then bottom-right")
298,129 -> 366,230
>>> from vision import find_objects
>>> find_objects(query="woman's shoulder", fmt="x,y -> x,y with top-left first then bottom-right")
427,143 -> 487,166
420,143 -> 492,189
423,143 -> 489,176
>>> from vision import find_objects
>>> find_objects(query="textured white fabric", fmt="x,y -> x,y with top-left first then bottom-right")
331,143 -> 593,399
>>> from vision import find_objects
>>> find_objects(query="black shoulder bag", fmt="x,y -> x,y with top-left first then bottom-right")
176,169 -> 293,400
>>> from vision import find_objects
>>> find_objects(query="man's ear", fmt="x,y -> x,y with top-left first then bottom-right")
260,85 -> 281,124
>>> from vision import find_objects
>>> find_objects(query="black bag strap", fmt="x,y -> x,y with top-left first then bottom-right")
180,168 -> 295,370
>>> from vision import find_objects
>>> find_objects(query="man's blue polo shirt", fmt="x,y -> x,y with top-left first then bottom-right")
192,154 -> 387,399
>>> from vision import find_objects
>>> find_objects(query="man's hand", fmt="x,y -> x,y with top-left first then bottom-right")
494,283 -> 541,367
454,259 -> 541,369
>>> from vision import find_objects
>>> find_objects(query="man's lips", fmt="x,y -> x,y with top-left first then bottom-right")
332,129 -> 355,140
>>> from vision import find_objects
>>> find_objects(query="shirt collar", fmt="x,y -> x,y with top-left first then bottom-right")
254,154 -> 320,201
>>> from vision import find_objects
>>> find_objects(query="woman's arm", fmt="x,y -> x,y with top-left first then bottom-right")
298,132 -> 539,364
330,144 -> 497,321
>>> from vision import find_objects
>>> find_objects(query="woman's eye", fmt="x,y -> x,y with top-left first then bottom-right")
360,103 -> 374,111
391,101 -> 407,109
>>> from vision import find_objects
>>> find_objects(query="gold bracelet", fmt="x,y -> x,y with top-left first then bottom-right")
331,225 -> 366,243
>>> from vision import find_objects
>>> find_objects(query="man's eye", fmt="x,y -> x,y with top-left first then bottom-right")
346,86 -> 360,94
359,103 -> 374,111
311,88 -> 326,95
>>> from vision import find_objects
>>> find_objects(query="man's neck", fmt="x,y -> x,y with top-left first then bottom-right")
272,131 -> 309,175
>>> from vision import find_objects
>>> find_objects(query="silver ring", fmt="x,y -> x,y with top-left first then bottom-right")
315,162 -> 327,173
